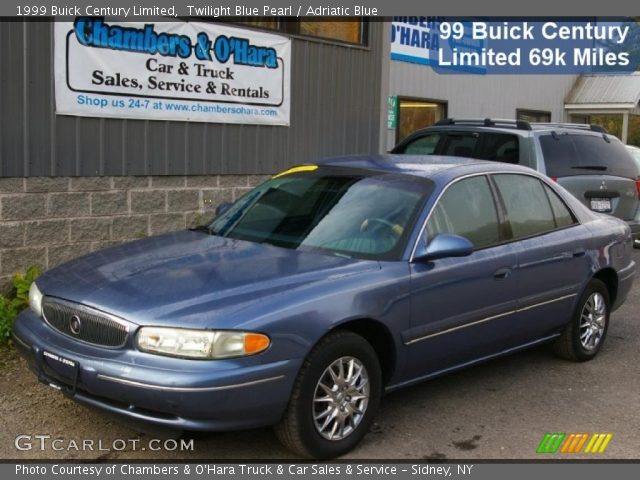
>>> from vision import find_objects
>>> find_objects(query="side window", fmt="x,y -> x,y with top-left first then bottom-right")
543,184 -> 577,228
439,133 -> 479,158
478,133 -> 520,164
426,176 -> 501,249
403,133 -> 442,155
493,174 -> 557,239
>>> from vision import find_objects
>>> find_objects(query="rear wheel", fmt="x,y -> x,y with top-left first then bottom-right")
275,330 -> 382,458
554,279 -> 610,361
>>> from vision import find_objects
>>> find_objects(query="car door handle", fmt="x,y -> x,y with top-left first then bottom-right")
493,267 -> 512,280
573,249 -> 586,258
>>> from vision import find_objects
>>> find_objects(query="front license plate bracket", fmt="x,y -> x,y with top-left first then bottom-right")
39,350 -> 79,396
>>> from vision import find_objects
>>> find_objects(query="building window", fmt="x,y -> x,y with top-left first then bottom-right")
569,113 -> 640,145
397,98 -> 447,142
516,109 -> 552,123
569,113 -> 626,139
234,18 -> 366,45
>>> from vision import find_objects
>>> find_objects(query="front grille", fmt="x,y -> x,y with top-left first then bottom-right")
42,297 -> 130,348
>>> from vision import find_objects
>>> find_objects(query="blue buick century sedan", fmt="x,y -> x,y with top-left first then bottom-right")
13,155 -> 636,458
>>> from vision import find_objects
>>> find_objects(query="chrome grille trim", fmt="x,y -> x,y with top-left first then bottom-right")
42,297 -> 131,348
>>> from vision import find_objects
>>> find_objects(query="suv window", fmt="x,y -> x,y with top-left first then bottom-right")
493,174 -> 557,239
400,131 -> 520,164
439,133 -> 479,157
477,134 -> 519,163
540,133 -> 637,179
426,175 -> 501,249
404,133 -> 441,155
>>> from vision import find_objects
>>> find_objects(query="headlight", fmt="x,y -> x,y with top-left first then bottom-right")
28,282 -> 43,317
136,327 -> 270,359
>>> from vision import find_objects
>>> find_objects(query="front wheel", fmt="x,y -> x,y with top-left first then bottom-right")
275,331 -> 382,458
554,279 -> 610,362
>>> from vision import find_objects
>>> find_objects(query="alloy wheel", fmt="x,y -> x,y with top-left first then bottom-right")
579,292 -> 607,351
312,356 -> 370,441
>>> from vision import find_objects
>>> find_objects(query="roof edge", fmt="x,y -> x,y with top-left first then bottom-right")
564,103 -> 636,110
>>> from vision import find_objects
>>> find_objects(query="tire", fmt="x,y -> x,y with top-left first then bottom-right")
554,279 -> 610,362
634,237 -> 640,250
275,330 -> 382,458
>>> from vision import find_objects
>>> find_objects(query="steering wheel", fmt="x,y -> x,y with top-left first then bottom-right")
361,218 -> 403,237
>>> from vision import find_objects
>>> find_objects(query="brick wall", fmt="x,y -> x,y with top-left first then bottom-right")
0,174 -> 269,293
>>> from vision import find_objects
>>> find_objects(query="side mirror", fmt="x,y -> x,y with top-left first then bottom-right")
215,202 -> 233,216
413,233 -> 474,262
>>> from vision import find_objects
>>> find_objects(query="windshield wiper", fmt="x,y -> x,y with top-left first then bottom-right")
189,225 -> 214,235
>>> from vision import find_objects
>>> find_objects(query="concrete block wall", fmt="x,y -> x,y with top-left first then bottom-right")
0,175 -> 270,293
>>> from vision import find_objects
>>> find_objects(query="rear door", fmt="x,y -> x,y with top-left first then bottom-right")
539,132 -> 638,221
491,173 -> 591,342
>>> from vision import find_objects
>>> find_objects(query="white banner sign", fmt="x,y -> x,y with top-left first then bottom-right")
55,18 -> 291,125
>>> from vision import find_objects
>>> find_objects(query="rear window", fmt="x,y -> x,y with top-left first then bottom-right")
540,133 -> 637,179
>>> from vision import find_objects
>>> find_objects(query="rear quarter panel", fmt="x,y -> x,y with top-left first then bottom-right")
548,177 -> 635,302
582,214 -> 635,310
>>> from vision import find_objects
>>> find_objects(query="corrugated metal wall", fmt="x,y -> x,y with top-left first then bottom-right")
0,20 -> 384,177
388,59 -> 578,148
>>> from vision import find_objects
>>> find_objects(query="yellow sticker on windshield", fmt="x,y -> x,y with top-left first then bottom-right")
272,165 -> 318,179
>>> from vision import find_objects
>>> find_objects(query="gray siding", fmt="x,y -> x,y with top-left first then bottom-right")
0,21 -> 384,177
388,59 -> 578,148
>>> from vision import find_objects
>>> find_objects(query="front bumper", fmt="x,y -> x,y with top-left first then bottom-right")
12,310 -> 301,431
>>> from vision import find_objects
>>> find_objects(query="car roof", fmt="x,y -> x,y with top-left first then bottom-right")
410,125 -> 531,136
313,154 -> 535,179
404,124 -> 610,138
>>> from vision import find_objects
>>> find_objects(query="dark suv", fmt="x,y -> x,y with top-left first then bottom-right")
392,118 -> 640,246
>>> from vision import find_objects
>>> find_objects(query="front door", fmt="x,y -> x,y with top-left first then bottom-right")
405,175 -> 519,380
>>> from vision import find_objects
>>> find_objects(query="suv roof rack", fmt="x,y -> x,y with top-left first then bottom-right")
529,122 -> 608,134
435,118 -> 532,131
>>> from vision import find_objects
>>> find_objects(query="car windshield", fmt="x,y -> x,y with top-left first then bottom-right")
207,166 -> 432,260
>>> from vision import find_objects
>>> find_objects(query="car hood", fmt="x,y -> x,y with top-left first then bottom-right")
37,231 -> 379,327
